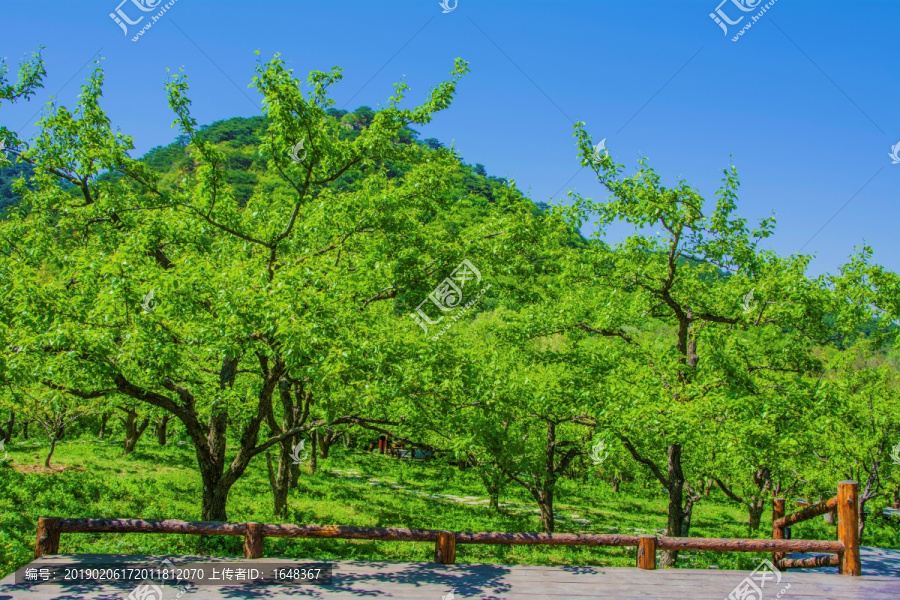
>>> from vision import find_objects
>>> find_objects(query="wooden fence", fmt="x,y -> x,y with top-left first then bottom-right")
770,480 -> 861,574
33,481 -> 862,575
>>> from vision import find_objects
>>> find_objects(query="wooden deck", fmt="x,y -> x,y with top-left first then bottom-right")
3,555 -> 900,599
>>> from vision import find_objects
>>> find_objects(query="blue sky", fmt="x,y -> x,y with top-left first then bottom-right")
2,0 -> 898,275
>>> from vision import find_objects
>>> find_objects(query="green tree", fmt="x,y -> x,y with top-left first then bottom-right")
0,47 -> 45,107
0,54 -> 473,520
813,341 -> 900,537
804,252 -> 900,537
568,122 -> 830,565
389,321 -> 596,532
3,386 -> 91,468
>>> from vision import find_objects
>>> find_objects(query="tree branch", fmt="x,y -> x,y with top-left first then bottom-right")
619,434 -> 669,489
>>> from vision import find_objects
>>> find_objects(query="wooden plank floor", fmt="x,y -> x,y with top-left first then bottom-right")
2,555 -> 900,599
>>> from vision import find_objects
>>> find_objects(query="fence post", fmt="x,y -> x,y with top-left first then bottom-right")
34,517 -> 61,559
243,523 -> 264,559
434,531 -> 457,564
771,498 -> 785,563
636,535 -> 656,570
837,481 -> 861,576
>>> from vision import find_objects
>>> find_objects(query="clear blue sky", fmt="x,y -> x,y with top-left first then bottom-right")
2,0 -> 898,275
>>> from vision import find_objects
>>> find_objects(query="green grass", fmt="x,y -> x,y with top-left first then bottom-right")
1,439 -> 898,579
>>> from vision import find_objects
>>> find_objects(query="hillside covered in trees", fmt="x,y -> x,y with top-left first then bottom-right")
0,109 -> 514,215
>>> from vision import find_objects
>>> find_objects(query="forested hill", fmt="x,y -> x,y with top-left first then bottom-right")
0,107 -> 525,217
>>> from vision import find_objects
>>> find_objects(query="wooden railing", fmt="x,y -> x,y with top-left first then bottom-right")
33,481 -> 862,575
771,480 -> 860,575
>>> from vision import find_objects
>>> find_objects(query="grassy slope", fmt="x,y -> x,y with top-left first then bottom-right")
2,439 -> 898,578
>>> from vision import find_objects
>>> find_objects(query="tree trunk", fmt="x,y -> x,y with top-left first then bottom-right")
196,416 -> 246,523
265,378 -> 312,512
681,484 -> 701,537
748,498 -> 766,532
0,412 -> 14,444
620,437 -> 702,568
269,432 -> 302,514
307,430 -> 318,475
859,496 -> 870,539
267,447 -> 292,518
475,462 -> 507,512
715,470 -> 770,534
121,409 -> 150,455
858,457 -> 882,539
489,488 -> 500,511
202,482 -> 231,522
200,401 -> 230,521
111,354 -> 295,523
98,412 -> 109,439
661,444 -> 685,568
745,468 -> 772,533
318,429 -> 342,459
509,421 -> 580,534
44,436 -> 57,468
22,420 -> 29,440
533,487 -> 554,533
290,458 -> 301,488
155,414 -> 170,446
612,477 -> 621,493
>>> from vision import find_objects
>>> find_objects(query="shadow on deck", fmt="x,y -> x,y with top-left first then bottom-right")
2,554 -> 900,600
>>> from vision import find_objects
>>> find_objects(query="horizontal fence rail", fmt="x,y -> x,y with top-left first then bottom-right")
52,518 -> 249,536
776,554 -> 840,570
774,497 -> 837,530
771,481 -> 860,575
455,532 -> 640,546
260,524 -> 441,542
33,481 -> 862,576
